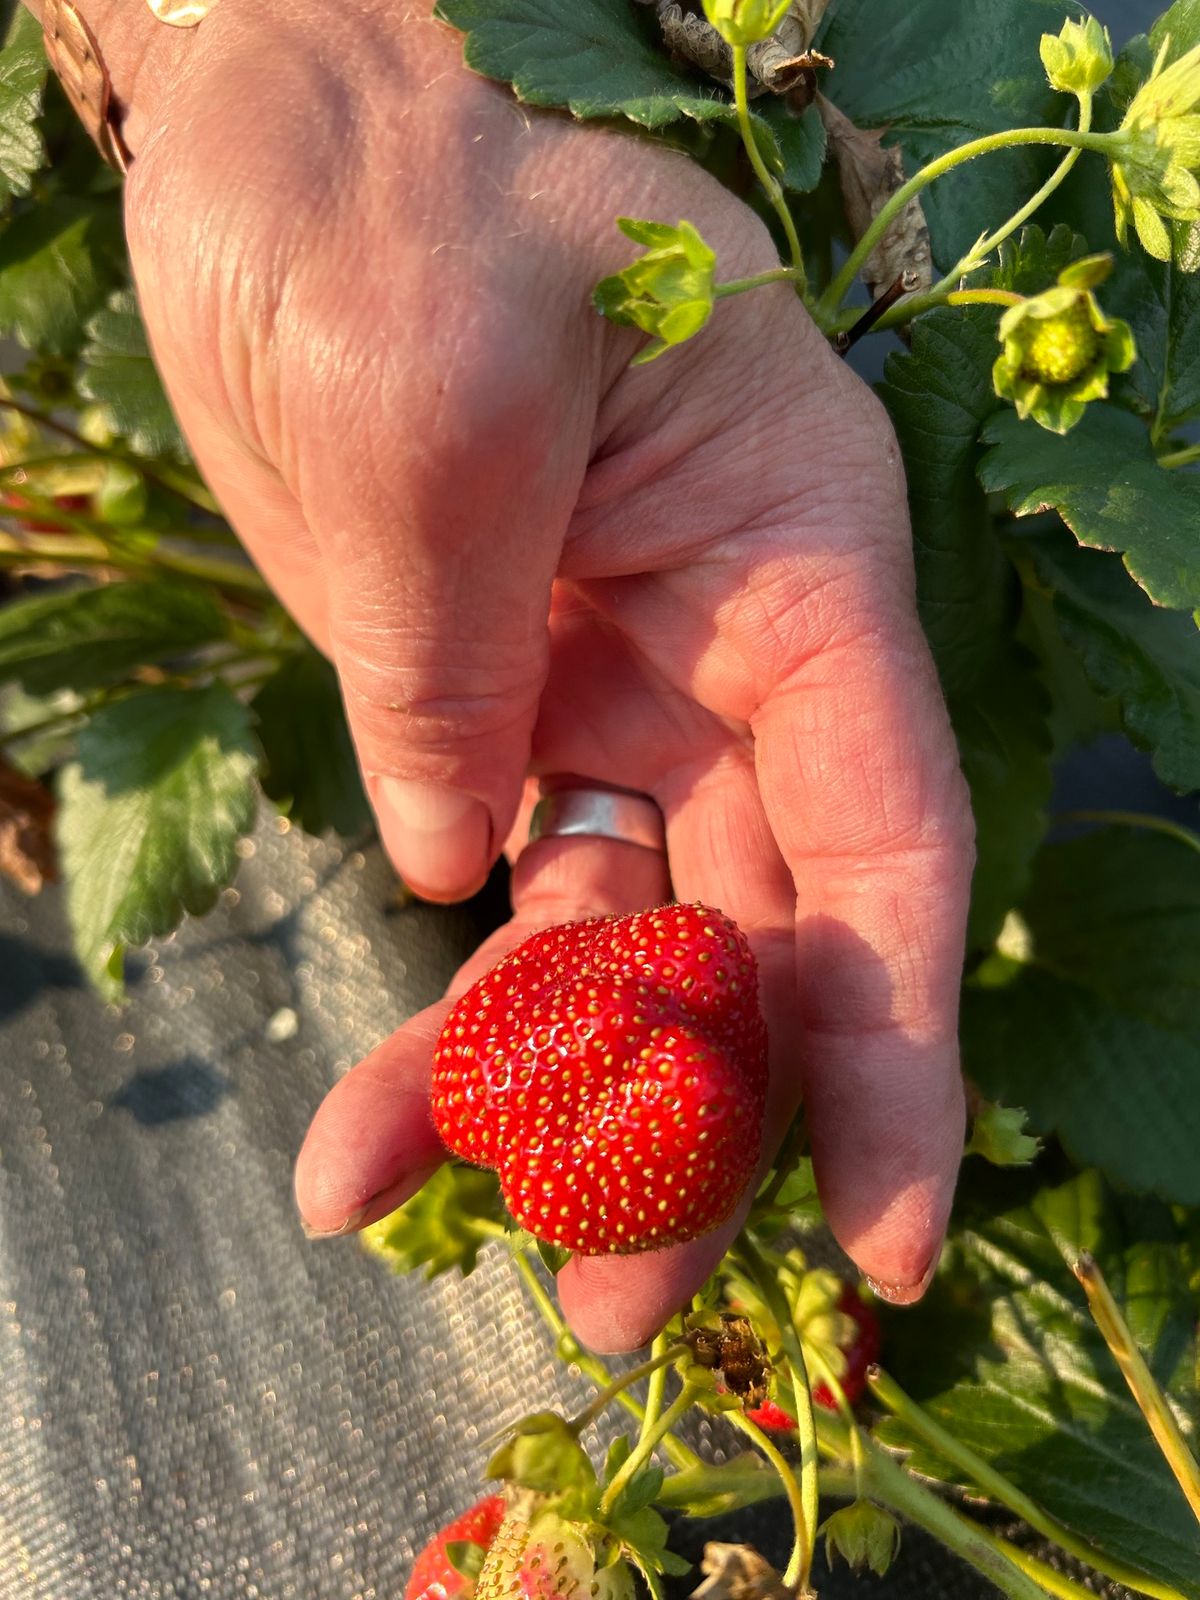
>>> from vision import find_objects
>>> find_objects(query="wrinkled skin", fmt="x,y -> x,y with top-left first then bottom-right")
105,0 -> 971,1350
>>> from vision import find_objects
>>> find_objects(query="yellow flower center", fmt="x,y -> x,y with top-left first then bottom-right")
1022,301 -> 1101,386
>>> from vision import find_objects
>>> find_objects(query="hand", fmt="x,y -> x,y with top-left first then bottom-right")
116,0 -> 972,1351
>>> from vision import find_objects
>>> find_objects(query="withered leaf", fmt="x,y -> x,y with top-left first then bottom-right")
691,1543 -> 796,1600
0,755 -> 56,894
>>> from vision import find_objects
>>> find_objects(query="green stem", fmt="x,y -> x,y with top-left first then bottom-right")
1157,441 -> 1200,470
0,701 -> 89,749
818,124 -> 1117,318
149,546 -> 267,595
1053,809 -> 1200,855
1075,1253 -> 1200,1528
726,1410 -> 810,1589
869,1367 -> 1188,1600
731,44 -> 807,294
599,1385 -> 703,1516
638,1331 -> 671,1452
569,1340 -> 689,1434
737,1232 -> 819,1589
508,1251 -> 701,1473
714,267 -> 804,298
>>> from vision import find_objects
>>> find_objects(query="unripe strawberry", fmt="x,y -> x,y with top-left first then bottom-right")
475,1511 -> 634,1600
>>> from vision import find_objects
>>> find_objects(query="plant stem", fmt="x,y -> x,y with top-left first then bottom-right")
638,1331 -> 671,1452
1053,809 -> 1200,855
725,1409 -> 810,1589
599,1384 -> 702,1516
1074,1253 -> 1200,1527
569,1340 -> 689,1434
945,289 -> 1025,309
0,702 -> 89,749
818,124 -> 1117,318
508,1251 -> 702,1473
737,1232 -> 819,1589
1157,441 -> 1200,470
714,267 -> 805,298
869,1366 -> 1187,1600
731,44 -> 807,294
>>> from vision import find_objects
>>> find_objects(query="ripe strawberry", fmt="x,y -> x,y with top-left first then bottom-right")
812,1288 -> 881,1410
406,1495 -> 507,1600
433,903 -> 768,1255
1,490 -> 90,533
745,1397 -> 797,1432
475,1511 -> 633,1600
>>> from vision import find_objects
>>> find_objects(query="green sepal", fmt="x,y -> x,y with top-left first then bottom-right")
965,1102 -> 1041,1167
819,1501 -> 902,1577
359,1165 -> 504,1280
487,1413 -> 597,1495
444,1541 -> 488,1583
537,1239 -> 572,1276
594,217 -> 716,364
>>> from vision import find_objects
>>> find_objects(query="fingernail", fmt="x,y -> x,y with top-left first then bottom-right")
373,778 -> 492,900
866,1251 -> 940,1306
301,1203 -> 371,1240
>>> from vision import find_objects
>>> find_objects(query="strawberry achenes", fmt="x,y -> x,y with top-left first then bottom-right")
432,903 -> 768,1255
475,1511 -> 633,1600
406,1494 -> 507,1600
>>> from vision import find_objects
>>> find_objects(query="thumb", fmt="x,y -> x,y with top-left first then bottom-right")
297,341 -> 594,900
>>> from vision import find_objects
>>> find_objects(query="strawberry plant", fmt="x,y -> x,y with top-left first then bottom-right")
1,0 -> 1198,1595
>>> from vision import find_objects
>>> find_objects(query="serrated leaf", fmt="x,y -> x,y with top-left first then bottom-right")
815,0 -> 1086,269
360,1164 -> 503,1279
880,308 -> 1052,947
878,1167 -> 1200,1599
57,683 -> 257,995
962,828 -> 1200,1204
0,4 -> 48,203
991,223 -> 1087,295
250,647 -> 370,838
0,197 -> 124,356
436,0 -> 817,191
78,288 -> 188,461
1111,249 -> 1200,433
980,404 -> 1200,613
1018,523 -> 1200,791
0,580 -> 228,695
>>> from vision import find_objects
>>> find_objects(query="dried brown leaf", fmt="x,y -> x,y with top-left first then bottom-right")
691,1544 -> 797,1600
643,1 -> 831,96
0,757 -> 57,894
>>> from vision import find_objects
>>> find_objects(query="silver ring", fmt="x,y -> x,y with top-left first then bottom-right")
528,785 -> 667,854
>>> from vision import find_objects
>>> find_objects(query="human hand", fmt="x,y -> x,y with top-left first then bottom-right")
112,0 -> 972,1351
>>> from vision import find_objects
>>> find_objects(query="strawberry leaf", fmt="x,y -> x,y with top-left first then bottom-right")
878,1166 -> 1199,1600
360,1165 -> 504,1279
78,289 -> 189,461
57,684 -> 258,996
0,196 -> 124,356
251,647 -> 370,837
1014,524 -> 1200,793
963,828 -> 1200,1204
0,4 -> 48,204
0,580 -> 228,695
980,405 -> 1200,613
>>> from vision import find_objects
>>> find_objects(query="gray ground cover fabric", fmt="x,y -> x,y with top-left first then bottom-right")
0,816 -> 1012,1599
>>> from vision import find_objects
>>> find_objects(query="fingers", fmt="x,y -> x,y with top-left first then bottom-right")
749,484 -> 973,1298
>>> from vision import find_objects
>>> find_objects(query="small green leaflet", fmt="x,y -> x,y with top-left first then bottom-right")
879,1166 -> 1200,1599
1016,524 -> 1200,793
79,289 -> 190,462
1112,249 -> 1200,435
57,684 -> 258,996
359,1165 -> 504,1280
252,647 -> 371,837
0,197 -> 125,356
0,4 -> 48,204
0,580 -> 228,696
980,405 -> 1200,614
435,0 -> 823,191
962,828 -> 1200,1205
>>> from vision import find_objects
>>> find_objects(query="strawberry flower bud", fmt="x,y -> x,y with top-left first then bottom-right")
1040,17 -> 1113,98
1110,36 -> 1200,262
594,219 -> 718,365
701,0 -> 793,49
819,1502 -> 902,1577
992,255 -> 1136,434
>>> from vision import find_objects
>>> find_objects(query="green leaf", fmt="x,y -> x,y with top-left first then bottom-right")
435,0 -> 815,191
57,684 -> 258,995
991,222 -> 1087,294
963,828 -> 1200,1204
251,647 -> 370,837
78,288 -> 189,461
1017,523 -> 1200,792
610,1465 -> 664,1517
0,197 -> 124,356
0,581 -> 227,695
0,4 -> 48,204
964,1101 -> 1040,1168
815,0 -> 1086,268
755,99 -> 826,195
880,308 -> 1052,947
980,404 -> 1200,612
360,1165 -> 503,1279
1110,248 -> 1200,433
880,1166 -> 1200,1599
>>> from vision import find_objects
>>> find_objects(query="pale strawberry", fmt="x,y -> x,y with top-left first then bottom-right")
406,1495 -> 507,1600
432,903 -> 768,1255
475,1511 -> 633,1600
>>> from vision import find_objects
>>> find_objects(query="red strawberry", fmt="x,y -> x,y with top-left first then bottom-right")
812,1289 -> 881,1410
406,1495 -> 507,1600
433,903 -> 768,1255
1,491 -> 90,533
475,1510 -> 633,1600
745,1397 -> 797,1432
